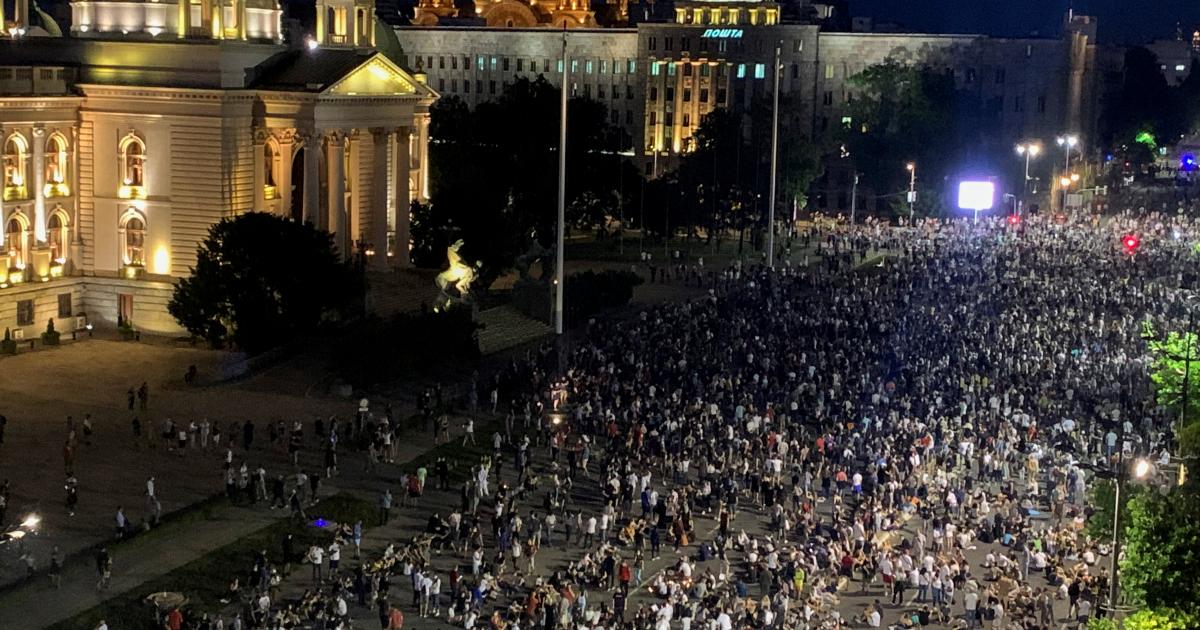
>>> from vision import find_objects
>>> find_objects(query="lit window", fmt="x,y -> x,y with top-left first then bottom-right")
44,133 -> 70,196
3,134 -> 29,201
47,209 -> 68,263
651,62 -> 660,76
6,215 -> 28,268
754,63 -> 765,79
1177,64 -> 1187,72
120,212 -> 146,267
118,134 -> 146,197
737,64 -> 746,79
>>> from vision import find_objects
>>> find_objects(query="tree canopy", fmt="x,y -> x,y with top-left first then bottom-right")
840,59 -> 1002,212
1119,488 -> 1200,614
417,78 -> 633,288
168,212 -> 360,353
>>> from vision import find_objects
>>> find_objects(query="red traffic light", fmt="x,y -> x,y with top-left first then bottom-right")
1122,234 -> 1140,252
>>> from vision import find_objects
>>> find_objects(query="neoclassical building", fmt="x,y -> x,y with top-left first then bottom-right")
413,0 -> 627,29
0,0 -> 434,335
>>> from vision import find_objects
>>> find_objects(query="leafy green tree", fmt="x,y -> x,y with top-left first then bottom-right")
168,213 -> 360,353
1123,608 -> 1200,630
1085,479 -> 1144,541
1144,324 -> 1200,457
1119,488 -> 1200,613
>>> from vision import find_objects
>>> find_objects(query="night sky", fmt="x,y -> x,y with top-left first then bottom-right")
852,0 -> 1200,45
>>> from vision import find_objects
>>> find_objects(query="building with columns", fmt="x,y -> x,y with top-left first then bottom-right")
0,0 -> 434,336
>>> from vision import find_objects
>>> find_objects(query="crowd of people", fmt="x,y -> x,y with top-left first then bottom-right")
202,209 -> 1189,629
16,207 -> 1200,630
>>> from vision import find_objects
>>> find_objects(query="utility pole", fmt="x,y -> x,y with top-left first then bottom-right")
555,31 -> 567,337
849,173 -> 858,226
766,41 -> 781,269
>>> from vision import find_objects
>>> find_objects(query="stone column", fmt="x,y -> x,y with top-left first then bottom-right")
370,128 -> 389,269
212,0 -> 223,38
301,132 -> 320,225
238,0 -> 247,39
177,0 -> 189,38
278,132 -> 294,219
392,126 -> 411,267
31,127 -> 46,243
326,131 -> 347,254
416,113 -> 430,202
252,130 -> 266,211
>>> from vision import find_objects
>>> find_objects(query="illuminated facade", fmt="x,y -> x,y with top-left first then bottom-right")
412,0 -> 627,29
0,0 -> 435,335
397,3 -> 1100,175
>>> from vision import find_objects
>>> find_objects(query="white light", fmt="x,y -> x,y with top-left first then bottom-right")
1176,64 -> 1187,72
958,181 -> 995,211
305,36 -> 318,51
20,514 -> 40,529
1134,459 -> 1151,479
147,27 -> 162,37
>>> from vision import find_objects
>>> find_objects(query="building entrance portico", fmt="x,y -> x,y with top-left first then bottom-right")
251,51 -> 434,268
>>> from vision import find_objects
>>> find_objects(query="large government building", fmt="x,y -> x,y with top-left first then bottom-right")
395,1 -> 1104,179
0,0 -> 434,336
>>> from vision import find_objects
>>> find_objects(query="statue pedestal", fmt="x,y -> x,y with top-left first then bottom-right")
511,279 -> 552,323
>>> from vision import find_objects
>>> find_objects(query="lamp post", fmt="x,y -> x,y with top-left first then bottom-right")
1056,135 -> 1078,213
1107,454 -> 1152,611
554,31 -> 568,338
1015,143 -> 1040,215
905,162 -> 916,218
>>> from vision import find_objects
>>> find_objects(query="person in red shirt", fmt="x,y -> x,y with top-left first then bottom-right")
166,607 -> 183,630
388,607 -> 404,629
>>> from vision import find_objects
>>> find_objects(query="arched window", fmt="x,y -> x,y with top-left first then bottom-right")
47,209 -> 69,263
263,139 -> 280,199
5,214 -> 29,268
120,211 -> 146,267
118,134 -> 146,197
3,134 -> 29,200
45,133 -> 70,196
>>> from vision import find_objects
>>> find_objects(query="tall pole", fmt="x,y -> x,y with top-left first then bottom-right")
1182,307 -> 1195,433
849,173 -> 858,226
766,42 -> 781,269
907,164 -> 916,218
555,32 -> 568,337
1109,448 -> 1124,610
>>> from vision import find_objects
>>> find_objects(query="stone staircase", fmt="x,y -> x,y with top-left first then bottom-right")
477,305 -> 553,355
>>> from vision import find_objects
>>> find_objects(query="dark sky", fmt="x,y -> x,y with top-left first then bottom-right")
852,0 -> 1200,45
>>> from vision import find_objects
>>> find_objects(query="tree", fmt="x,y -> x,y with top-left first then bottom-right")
1144,324 -> 1200,457
423,79 -> 635,288
1123,608 -> 1200,630
168,213 -> 360,353
842,59 -> 1001,212
1119,488 -> 1200,613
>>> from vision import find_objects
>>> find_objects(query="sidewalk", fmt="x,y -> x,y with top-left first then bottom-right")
0,417 -> 461,629
0,508 -> 279,630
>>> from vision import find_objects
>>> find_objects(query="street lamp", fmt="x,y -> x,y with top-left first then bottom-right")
1057,135 -> 1079,213
1015,143 -> 1040,213
1102,453 -> 1153,612
905,162 -> 916,218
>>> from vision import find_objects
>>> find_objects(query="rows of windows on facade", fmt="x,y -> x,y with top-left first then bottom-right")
3,131 -> 147,273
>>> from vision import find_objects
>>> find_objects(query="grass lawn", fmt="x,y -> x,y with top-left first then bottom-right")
50,494 -> 375,630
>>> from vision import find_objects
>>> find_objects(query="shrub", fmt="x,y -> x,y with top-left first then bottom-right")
564,269 -> 643,326
41,318 -> 61,346
0,328 -> 16,355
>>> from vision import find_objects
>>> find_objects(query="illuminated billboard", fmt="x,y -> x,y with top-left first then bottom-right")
957,181 -> 995,211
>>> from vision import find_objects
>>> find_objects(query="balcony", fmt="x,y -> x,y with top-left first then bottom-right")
44,182 -> 70,198
3,185 -> 28,201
